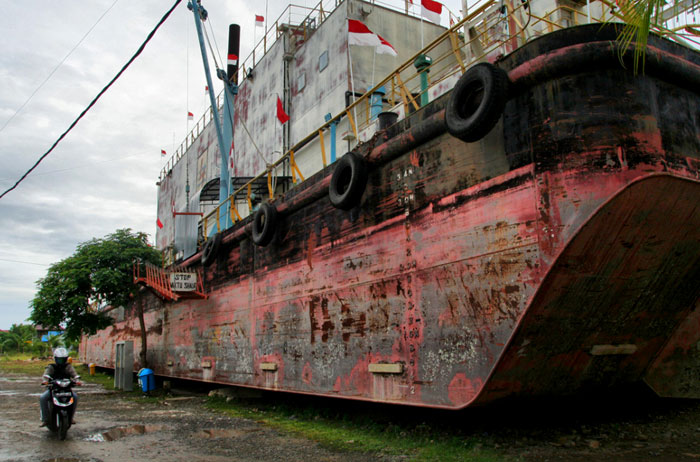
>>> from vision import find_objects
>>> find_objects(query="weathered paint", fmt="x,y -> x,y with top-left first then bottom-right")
82,25 -> 700,409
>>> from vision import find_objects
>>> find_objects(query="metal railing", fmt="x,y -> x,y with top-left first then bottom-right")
187,0 -> 698,238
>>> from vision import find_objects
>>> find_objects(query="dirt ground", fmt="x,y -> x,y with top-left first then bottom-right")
1,369 -> 699,462
0,372 -> 391,462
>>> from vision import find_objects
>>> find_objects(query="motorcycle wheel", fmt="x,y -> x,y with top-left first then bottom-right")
58,412 -> 68,440
48,412 -> 58,432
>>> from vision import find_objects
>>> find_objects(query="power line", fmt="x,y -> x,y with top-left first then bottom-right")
0,0 -> 121,136
0,152 -> 146,183
0,258 -> 50,267
0,0 -> 183,201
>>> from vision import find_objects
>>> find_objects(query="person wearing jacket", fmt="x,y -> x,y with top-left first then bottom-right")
39,347 -> 80,426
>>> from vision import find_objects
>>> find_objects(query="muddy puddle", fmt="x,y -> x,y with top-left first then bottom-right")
86,424 -> 167,442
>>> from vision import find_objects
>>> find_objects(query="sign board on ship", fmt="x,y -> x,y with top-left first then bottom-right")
170,272 -> 197,291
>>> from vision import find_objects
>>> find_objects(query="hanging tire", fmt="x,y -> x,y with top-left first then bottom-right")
445,63 -> 510,143
201,232 -> 221,266
252,202 -> 277,247
329,152 -> 368,210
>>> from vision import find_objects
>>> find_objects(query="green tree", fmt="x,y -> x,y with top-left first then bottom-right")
0,324 -> 35,354
30,229 -> 161,363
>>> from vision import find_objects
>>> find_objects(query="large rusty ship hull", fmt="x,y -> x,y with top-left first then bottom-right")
81,25 -> 700,409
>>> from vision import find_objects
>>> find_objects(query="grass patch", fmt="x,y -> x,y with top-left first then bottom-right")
206,395 -> 509,462
0,357 -> 46,375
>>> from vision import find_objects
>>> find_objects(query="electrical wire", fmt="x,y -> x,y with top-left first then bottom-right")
0,0 -> 183,201
0,152 -> 145,183
0,0 -> 121,136
0,258 -> 50,267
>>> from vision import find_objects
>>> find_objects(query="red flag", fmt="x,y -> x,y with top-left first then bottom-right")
421,0 -> 442,23
157,218 -> 164,229
187,111 -> 194,120
276,97 -> 289,124
205,85 -> 209,92
161,149 -> 166,156
227,54 -> 238,66
255,15 -> 264,27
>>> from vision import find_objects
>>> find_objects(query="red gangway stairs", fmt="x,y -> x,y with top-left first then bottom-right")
133,260 -> 207,301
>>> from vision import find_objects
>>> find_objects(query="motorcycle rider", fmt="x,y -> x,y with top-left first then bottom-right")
39,347 -> 80,427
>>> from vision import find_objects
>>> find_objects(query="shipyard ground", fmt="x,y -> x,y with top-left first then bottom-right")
1,367 -> 699,461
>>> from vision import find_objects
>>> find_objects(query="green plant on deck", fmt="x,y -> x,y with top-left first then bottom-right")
613,0 -> 690,73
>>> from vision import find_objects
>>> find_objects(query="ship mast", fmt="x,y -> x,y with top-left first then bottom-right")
188,0 -> 238,233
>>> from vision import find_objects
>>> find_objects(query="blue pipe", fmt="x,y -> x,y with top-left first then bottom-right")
369,86 -> 386,120
325,113 -> 337,163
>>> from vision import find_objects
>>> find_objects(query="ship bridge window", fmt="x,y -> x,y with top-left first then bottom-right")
298,73 -> 306,92
319,50 -> 328,73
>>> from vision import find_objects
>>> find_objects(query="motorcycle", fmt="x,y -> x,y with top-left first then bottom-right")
43,374 -> 80,440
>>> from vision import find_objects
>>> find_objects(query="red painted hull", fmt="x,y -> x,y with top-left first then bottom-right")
82,25 -> 700,409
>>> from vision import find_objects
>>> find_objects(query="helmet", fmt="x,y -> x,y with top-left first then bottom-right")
53,347 -> 69,366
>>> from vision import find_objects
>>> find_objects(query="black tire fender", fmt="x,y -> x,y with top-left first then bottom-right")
445,62 -> 510,143
329,152 -> 368,210
252,202 -> 278,247
201,232 -> 221,266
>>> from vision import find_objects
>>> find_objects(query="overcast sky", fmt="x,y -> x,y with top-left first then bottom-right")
0,0 -> 464,330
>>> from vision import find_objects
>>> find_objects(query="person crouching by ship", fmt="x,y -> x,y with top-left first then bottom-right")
39,347 -> 80,426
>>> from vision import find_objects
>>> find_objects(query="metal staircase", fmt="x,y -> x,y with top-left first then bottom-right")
133,260 -> 207,301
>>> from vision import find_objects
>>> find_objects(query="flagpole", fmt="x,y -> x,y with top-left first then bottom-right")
371,46 -> 376,87
421,15 -> 424,48
347,44 -> 359,147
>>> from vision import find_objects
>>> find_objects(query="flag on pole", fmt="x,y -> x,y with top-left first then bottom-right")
187,111 -> 194,120
348,19 -> 382,47
376,34 -> 398,56
421,0 -> 442,23
227,53 -> 238,66
161,149 -> 167,156
348,19 -> 397,56
255,15 -> 264,27
157,218 -> 164,229
276,96 -> 290,124
204,85 -> 209,92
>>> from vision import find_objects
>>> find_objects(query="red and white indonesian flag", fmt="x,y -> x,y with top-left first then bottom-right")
161,149 -> 166,156
227,53 -> 238,66
348,19 -> 382,47
255,15 -> 264,28
187,111 -> 194,120
348,19 -> 397,56
421,0 -> 442,24
376,34 -> 398,56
